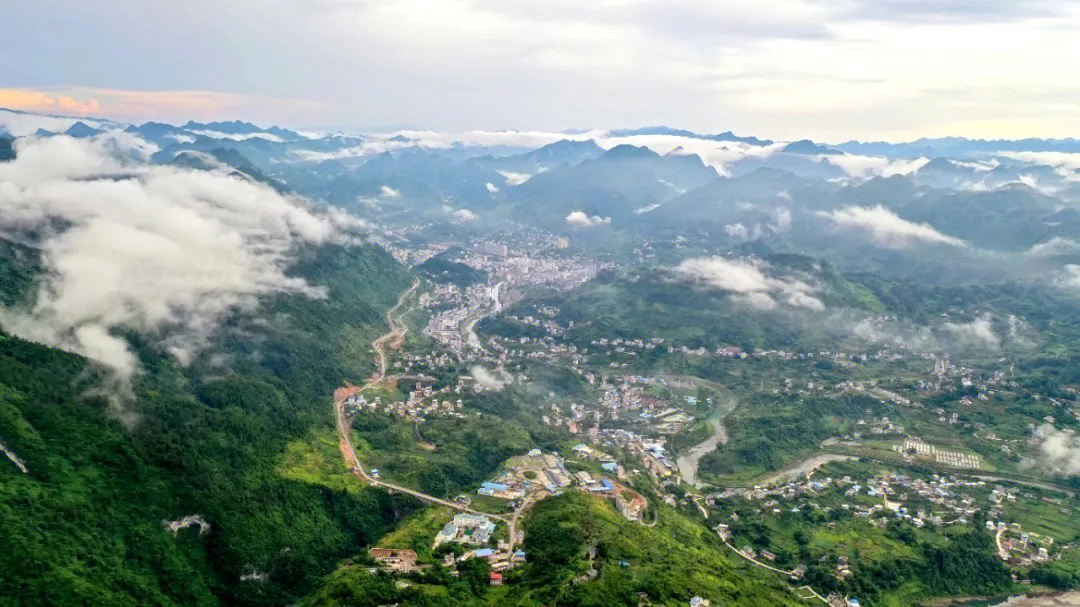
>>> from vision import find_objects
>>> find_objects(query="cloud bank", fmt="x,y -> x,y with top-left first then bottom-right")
0,134 -> 358,424
1033,424 -> 1080,476
674,256 -> 823,311
817,205 -> 966,248
942,314 -> 1000,349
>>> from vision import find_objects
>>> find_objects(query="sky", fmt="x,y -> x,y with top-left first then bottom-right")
3,0 -> 1080,141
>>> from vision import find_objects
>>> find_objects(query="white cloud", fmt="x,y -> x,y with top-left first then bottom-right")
724,223 -> 751,239
1017,173 -> 1057,195
0,108 -> 117,138
470,365 -> 508,392
593,134 -> 781,176
380,185 -> 400,198
498,170 -> 531,185
942,314 -> 1000,349
817,205 -> 966,248
565,210 -> 610,227
187,129 -> 284,142
451,208 -> 477,222
771,207 -> 792,233
0,134 -> 358,425
485,182 -> 499,193
786,290 -> 825,311
1063,264 -> 1080,289
824,153 -> 930,178
1033,424 -> 1080,476
1027,237 -> 1080,257
998,151 -> 1080,181
674,256 -> 823,311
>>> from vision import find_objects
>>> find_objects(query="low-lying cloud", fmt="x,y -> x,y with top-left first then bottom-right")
1033,424 -> 1080,475
942,314 -> 1000,349
565,211 -> 610,228
470,365 -> 508,392
498,170 -> 531,186
674,256 -> 823,311
817,205 -> 966,248
0,133 -> 359,425
824,154 -> 929,178
451,208 -> 477,223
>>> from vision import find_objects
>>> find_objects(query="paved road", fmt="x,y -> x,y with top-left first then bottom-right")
370,278 -> 420,383
995,527 -> 1009,561
970,474 -> 1076,498
333,278 -> 546,549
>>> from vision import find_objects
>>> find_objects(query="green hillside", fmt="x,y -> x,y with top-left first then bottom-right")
0,244 -> 420,606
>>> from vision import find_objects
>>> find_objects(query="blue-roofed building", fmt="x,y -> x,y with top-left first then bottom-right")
601,462 -> 618,472
473,548 -> 494,558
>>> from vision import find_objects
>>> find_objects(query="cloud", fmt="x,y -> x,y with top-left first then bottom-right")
1016,173 -> 1057,195
187,129 -> 284,142
942,314 -> 1000,349
1,86 -> 323,127
817,205 -> 966,248
565,211 -> 610,228
1063,264 -> 1080,289
451,208 -> 477,222
998,151 -> 1080,182
0,88 -> 102,117
1025,237 -> 1080,258
498,170 -> 531,185
724,223 -> 752,239
674,256 -> 823,311
824,153 -> 929,178
1033,424 -> 1080,476
0,108 -> 117,138
0,134 -> 358,425
470,365 -> 508,392
485,182 -> 499,193
379,185 -> 400,198
771,207 -> 792,233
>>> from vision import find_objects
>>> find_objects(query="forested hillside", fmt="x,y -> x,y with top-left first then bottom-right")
0,244 -> 420,606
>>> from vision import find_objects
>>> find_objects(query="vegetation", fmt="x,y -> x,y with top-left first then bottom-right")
0,244 -> 423,606
416,249 -> 488,287
302,492 -> 802,607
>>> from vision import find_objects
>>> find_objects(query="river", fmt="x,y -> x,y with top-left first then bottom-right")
676,395 -> 736,487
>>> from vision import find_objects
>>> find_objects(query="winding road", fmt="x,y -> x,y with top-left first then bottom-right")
333,277 -> 544,550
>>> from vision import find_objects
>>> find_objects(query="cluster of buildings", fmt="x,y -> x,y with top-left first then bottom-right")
574,469 -> 648,521
342,383 -> 469,423
458,246 -> 604,292
592,427 -> 679,481
992,519 -> 1065,566
421,282 -> 500,356
895,437 -> 982,470
478,450 -> 572,500
434,513 -> 496,548
538,376 -> 700,446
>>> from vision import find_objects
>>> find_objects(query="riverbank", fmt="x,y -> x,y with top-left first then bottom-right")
925,590 -> 1080,607
676,395 -> 736,487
